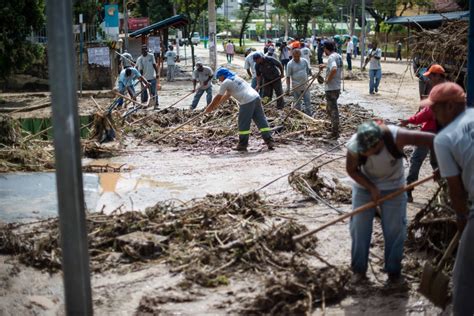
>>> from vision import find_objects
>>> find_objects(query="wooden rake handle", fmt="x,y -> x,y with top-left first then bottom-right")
293,174 -> 435,242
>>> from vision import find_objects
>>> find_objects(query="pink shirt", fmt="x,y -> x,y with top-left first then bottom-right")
408,106 -> 437,132
225,43 -> 235,54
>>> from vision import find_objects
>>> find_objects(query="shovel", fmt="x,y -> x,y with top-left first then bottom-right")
419,231 -> 460,309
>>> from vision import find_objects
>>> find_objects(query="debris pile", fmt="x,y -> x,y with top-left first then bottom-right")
407,183 -> 457,271
241,265 -> 350,314
289,167 -> 352,204
410,20 -> 468,83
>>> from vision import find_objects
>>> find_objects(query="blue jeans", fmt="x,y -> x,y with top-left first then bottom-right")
191,86 -> 212,109
117,85 -> 136,107
369,69 -> 382,94
346,53 -> 352,71
251,77 -> 257,89
453,214 -> 474,316
293,89 -> 312,116
141,78 -> 158,105
350,185 -> 407,275
406,146 -> 437,185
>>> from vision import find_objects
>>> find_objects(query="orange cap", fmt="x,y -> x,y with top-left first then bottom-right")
423,64 -> 445,76
420,82 -> 465,108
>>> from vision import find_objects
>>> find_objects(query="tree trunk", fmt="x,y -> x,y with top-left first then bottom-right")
239,7 -> 254,47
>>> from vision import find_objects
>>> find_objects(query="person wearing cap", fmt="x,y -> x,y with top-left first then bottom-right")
363,41 -> 382,95
164,45 -> 178,82
205,68 -> 275,151
190,62 -> 213,110
254,52 -> 285,109
121,50 -> 134,70
244,48 -> 259,89
346,120 -> 434,286
136,45 -> 159,109
425,82 -> 474,315
286,49 -> 312,116
319,40 -> 343,138
421,64 -> 447,99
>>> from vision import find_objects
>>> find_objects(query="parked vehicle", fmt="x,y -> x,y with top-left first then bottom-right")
191,32 -> 200,45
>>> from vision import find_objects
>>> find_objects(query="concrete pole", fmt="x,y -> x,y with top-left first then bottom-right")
264,0 -> 267,42
46,0 -> 92,314
285,13 -> 288,41
208,0 -> 217,70
123,0 -> 129,50
360,0 -> 366,69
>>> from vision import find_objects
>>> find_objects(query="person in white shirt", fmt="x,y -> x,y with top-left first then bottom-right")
136,45 -> 159,108
190,62 -> 213,110
165,45 -> 178,82
300,43 -> 312,64
286,49 -> 313,116
346,37 -> 354,73
244,48 -> 258,89
205,67 -> 275,152
363,42 -> 382,94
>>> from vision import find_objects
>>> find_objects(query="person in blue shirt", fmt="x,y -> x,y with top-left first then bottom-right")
114,67 -> 150,107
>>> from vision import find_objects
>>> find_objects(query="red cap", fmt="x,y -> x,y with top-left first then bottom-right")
423,64 -> 445,76
421,82 -> 466,108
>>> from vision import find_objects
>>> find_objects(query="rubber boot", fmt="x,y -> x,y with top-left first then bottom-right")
234,135 -> 249,152
264,137 -> 275,150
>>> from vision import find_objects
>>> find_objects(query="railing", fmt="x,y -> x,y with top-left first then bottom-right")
27,24 -> 107,45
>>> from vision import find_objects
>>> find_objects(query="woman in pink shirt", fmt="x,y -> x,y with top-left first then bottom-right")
225,40 -> 235,64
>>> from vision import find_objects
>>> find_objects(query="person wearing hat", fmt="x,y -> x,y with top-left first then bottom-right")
164,45 -> 178,82
346,120 -> 434,286
319,40 -> 343,138
205,68 -> 275,151
265,46 -> 276,57
190,62 -> 214,110
254,52 -> 285,109
136,45 -> 159,109
286,49 -> 312,116
121,50 -> 134,70
426,82 -> 474,315
421,64 -> 447,99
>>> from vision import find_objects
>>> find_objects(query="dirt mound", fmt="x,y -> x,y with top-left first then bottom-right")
241,265 -> 350,314
289,167 -> 352,204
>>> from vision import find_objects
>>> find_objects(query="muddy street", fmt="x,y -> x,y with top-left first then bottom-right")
0,44 -> 449,315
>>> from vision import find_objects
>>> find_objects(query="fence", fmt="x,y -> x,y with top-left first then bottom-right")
27,24 -> 105,45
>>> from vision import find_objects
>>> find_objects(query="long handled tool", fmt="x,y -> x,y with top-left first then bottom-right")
419,231 -> 460,309
292,174 -> 435,242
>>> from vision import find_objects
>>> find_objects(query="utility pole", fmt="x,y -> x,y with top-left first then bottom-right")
360,0 -> 366,69
123,0 -> 128,50
264,0 -> 267,42
208,0 -> 217,70
46,0 -> 92,314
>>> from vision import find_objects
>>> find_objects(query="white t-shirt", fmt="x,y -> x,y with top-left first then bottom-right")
244,52 -> 257,78
286,59 -> 311,89
300,47 -> 312,63
368,48 -> 382,70
218,76 -> 259,105
435,108 -> 474,205
346,40 -> 354,54
325,52 -> 342,91
349,125 -> 405,190
136,53 -> 156,80
165,50 -> 177,65
192,66 -> 213,90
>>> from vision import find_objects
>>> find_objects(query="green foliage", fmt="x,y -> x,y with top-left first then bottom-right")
0,0 -> 45,79
132,0 -> 174,22
73,0 -> 99,24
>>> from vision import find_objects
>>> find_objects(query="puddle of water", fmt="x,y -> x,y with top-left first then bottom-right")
0,172 -> 100,223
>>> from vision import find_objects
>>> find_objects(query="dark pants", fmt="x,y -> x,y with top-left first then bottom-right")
318,53 -> 323,65
263,78 -> 284,109
396,50 -> 402,61
238,98 -> 272,146
325,90 -> 340,137
346,53 -> 352,71
406,146 -> 437,185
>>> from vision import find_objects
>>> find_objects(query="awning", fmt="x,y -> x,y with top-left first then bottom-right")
385,10 -> 469,28
129,14 -> 189,38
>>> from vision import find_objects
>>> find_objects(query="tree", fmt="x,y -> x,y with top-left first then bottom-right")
238,0 -> 264,47
0,0 -> 45,81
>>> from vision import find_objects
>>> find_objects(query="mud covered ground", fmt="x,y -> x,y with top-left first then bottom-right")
0,46 -> 452,315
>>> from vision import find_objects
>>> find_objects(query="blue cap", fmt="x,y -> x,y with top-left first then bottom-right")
252,52 -> 264,61
215,67 -> 235,80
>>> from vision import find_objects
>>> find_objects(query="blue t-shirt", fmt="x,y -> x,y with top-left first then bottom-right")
118,67 -> 141,90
